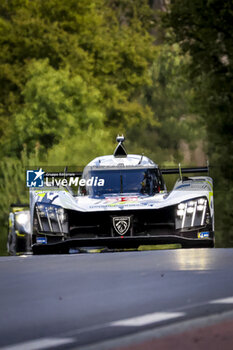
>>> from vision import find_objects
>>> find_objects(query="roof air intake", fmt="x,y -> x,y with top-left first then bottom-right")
114,135 -> 127,158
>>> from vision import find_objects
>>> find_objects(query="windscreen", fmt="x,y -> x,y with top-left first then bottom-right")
82,168 -> 161,196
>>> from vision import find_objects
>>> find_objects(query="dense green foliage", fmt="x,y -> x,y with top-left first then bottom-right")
0,0 -> 156,157
0,0 -> 231,253
128,43 -> 200,163
163,0 -> 233,246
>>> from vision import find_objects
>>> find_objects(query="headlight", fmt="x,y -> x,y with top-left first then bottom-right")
187,207 -> 194,214
15,213 -> 29,225
55,207 -> 66,223
35,204 -> 68,233
37,205 -> 66,220
198,198 -> 205,205
177,209 -> 185,217
176,197 -> 208,230
197,205 -> 204,211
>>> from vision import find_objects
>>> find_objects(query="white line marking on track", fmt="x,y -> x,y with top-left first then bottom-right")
0,337 -> 75,350
110,312 -> 185,327
210,296 -> 233,304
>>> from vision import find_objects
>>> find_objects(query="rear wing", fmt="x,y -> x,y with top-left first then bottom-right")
10,203 -> 29,208
10,203 -> 29,213
160,166 -> 209,175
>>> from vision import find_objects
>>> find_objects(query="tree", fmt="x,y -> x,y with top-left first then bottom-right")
127,43 -> 202,165
163,0 -> 233,246
14,59 -> 105,152
0,0 -> 156,158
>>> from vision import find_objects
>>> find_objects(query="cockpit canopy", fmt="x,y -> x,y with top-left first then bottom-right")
79,135 -> 165,197
80,166 -> 165,196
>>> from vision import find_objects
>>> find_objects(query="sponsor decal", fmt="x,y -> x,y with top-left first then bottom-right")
176,184 -> 191,190
198,231 -> 210,239
89,196 -> 162,209
113,216 -> 131,235
89,203 -> 142,209
97,196 -> 140,207
36,193 -> 59,204
36,237 -> 47,244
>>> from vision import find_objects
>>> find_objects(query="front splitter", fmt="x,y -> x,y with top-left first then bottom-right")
32,235 -> 214,254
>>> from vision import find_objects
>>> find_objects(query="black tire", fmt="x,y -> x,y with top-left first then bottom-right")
182,239 -> 215,249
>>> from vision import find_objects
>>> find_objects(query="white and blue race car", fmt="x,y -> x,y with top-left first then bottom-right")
7,204 -> 31,255
30,136 -> 214,254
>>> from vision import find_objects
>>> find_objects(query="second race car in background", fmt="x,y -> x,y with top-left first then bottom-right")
7,204 -> 31,255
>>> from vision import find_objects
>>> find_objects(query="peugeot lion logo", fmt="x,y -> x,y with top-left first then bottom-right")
113,217 -> 131,236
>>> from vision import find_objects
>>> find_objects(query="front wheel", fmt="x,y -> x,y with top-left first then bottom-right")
182,239 -> 215,249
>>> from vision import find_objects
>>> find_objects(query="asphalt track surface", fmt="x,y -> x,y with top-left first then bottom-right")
1,248 -> 233,349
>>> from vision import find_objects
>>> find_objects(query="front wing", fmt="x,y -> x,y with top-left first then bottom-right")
32,203 -> 214,253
